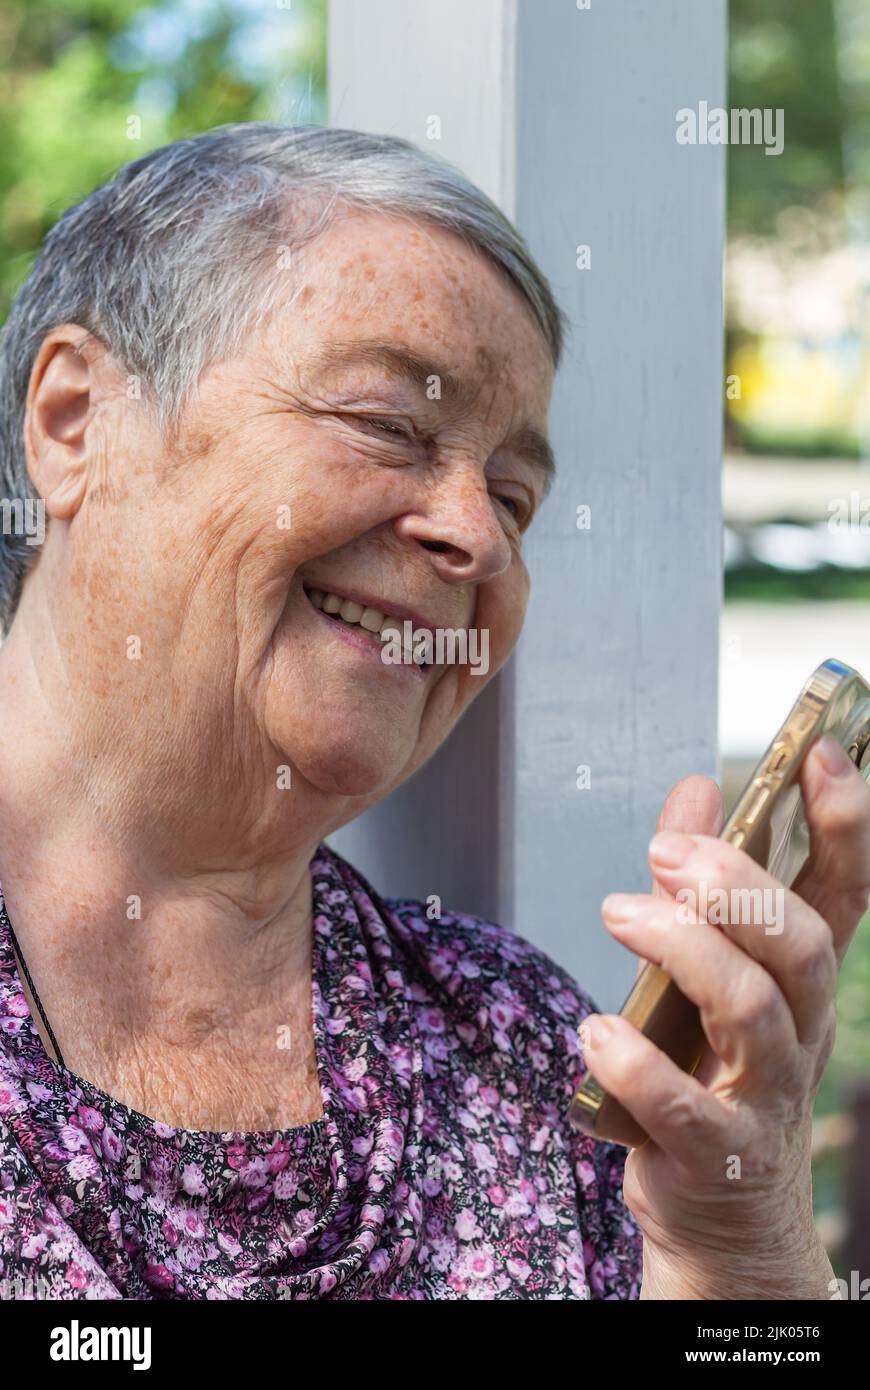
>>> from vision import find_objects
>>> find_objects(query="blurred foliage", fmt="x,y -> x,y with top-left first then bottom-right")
0,0 -> 327,313
728,0 -> 852,234
726,0 -> 870,465
725,566 -> 870,603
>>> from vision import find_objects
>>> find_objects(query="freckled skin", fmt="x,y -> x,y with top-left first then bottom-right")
0,210 -> 554,1128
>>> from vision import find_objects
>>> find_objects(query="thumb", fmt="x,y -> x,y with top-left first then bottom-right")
626,774 -> 726,984
651,774 -> 726,897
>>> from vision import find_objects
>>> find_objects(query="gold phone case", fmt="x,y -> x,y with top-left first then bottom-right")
568,657 -> 870,1148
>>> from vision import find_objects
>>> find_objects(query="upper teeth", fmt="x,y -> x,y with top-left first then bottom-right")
305,587 -> 424,660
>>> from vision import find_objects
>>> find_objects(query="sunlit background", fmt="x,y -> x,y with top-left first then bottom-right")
0,0 -> 866,1276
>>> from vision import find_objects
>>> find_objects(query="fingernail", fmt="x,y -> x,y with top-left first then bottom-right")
601,893 -> 645,922
648,830 -> 695,867
581,1014 -> 613,1049
816,734 -> 852,778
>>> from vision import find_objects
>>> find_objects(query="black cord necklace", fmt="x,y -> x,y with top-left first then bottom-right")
3,908 -> 66,1069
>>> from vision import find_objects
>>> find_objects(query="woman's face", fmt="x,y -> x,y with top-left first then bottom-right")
28,210 -> 555,839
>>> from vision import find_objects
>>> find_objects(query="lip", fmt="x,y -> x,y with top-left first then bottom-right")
301,584 -> 429,679
302,581 -> 445,640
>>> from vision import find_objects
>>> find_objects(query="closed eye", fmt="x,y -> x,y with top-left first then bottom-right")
347,414 -> 415,442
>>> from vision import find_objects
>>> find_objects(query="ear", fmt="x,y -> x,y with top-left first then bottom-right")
24,325 -> 100,521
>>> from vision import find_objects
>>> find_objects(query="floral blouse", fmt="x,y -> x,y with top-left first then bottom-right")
0,843 -> 642,1300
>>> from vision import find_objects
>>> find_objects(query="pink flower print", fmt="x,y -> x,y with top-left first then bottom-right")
0,1083 -> 22,1114
566,1252 -> 585,1281
181,1163 -> 207,1197
66,1262 -> 90,1290
144,1263 -> 175,1291
421,1008 -> 446,1034
246,1188 -> 270,1215
490,1003 -> 514,1031
161,1218 -> 180,1247
507,1257 -> 532,1283
178,1242 -> 203,1272
182,1210 -> 206,1241
292,1207 -> 316,1235
273,1167 -> 300,1201
101,1129 -> 124,1163
21,1232 -> 48,1259
152,1122 -> 177,1138
575,1159 -> 596,1189
59,1124 -> 89,1152
217,1232 -> 242,1258
368,1247 -> 391,1276
503,1189 -> 531,1219
76,1105 -> 104,1133
25,1081 -> 52,1101
66,1154 -> 100,1181
589,1260 -> 607,1296
455,1209 -> 482,1242
470,1142 -> 496,1173
239,1158 -> 269,1189
467,1248 -> 495,1280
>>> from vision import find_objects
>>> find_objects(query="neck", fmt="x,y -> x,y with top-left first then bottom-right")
0,604 -> 325,1129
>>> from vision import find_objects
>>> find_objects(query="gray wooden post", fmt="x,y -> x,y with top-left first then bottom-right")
328,0 -> 726,1009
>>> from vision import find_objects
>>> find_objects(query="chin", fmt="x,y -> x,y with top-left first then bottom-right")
274,723 -> 420,800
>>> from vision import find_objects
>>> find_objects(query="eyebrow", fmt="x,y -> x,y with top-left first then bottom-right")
304,338 -> 556,490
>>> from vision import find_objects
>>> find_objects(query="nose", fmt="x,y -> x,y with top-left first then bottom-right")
393,463 -> 513,585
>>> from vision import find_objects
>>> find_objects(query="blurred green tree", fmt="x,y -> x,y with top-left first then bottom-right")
728,0 -> 852,235
0,0 -> 327,313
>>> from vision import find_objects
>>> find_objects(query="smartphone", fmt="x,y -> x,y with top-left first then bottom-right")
568,657 -> 870,1148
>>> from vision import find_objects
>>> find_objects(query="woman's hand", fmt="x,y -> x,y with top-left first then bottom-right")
580,734 -> 870,1300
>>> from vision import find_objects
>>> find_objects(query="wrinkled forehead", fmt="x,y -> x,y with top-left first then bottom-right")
258,210 -> 555,421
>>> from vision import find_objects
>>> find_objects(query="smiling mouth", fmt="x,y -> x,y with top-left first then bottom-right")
303,585 -> 432,668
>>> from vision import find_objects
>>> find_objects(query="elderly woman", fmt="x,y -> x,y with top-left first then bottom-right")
0,124 -> 867,1302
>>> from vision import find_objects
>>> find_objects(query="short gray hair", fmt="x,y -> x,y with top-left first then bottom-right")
0,123 -> 566,632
